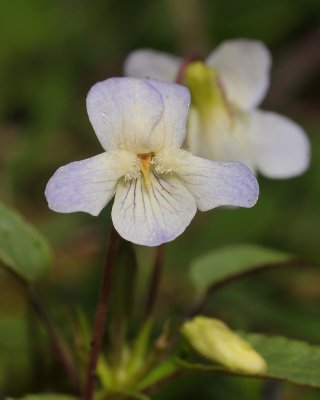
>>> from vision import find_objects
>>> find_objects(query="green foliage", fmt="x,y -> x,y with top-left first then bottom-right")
104,389 -> 150,400
0,201 -> 52,283
190,244 -> 293,292
0,316 -> 30,392
179,333 -> 320,388
245,333 -> 320,388
12,395 -> 77,400
126,320 -> 153,378
137,358 -> 178,391
97,320 -> 155,392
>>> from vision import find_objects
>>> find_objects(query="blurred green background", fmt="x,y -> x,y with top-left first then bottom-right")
1,0 -> 320,398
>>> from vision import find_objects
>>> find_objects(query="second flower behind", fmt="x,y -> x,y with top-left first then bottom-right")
124,40 -> 310,179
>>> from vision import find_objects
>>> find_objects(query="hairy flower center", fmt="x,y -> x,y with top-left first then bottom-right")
121,150 -> 177,188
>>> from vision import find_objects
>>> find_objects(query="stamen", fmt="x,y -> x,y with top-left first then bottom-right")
138,153 -> 152,187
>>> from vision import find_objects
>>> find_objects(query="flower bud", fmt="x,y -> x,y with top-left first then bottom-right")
181,316 -> 267,374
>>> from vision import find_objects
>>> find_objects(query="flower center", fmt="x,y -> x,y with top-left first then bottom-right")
138,152 -> 154,187
120,150 -> 178,188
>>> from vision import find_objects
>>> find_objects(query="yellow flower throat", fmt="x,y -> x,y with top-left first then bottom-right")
138,153 -> 153,187
184,61 -> 231,121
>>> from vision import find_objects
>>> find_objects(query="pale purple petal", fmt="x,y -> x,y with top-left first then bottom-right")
86,78 -> 164,153
45,153 -> 119,216
175,152 -> 259,211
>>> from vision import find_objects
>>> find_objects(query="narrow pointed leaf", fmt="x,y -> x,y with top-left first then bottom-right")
137,358 -> 179,390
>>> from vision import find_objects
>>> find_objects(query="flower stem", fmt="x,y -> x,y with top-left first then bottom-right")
143,244 -> 165,323
82,226 -> 121,400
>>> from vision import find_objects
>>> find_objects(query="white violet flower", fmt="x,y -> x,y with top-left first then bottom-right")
45,78 -> 258,246
124,39 -> 310,179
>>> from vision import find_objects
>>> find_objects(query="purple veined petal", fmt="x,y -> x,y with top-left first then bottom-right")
86,77 -> 164,154
248,110 -> 311,178
45,152 -> 120,216
124,49 -> 181,81
206,39 -> 271,110
175,151 -> 259,211
111,174 -> 197,246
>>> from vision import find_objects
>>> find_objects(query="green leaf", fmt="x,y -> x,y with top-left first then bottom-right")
244,333 -> 320,387
109,389 -> 150,400
0,201 -> 52,283
11,395 -> 77,400
190,244 -> 293,292
126,319 -> 153,378
137,358 -> 179,390
179,333 -> 320,388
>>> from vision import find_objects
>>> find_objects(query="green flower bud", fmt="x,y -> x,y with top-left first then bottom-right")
181,316 -> 267,374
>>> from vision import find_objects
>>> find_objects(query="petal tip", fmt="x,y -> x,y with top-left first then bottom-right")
251,111 -> 311,179
239,163 -> 260,208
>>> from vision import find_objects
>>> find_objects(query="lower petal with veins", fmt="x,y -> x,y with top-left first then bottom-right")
111,174 -> 197,246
